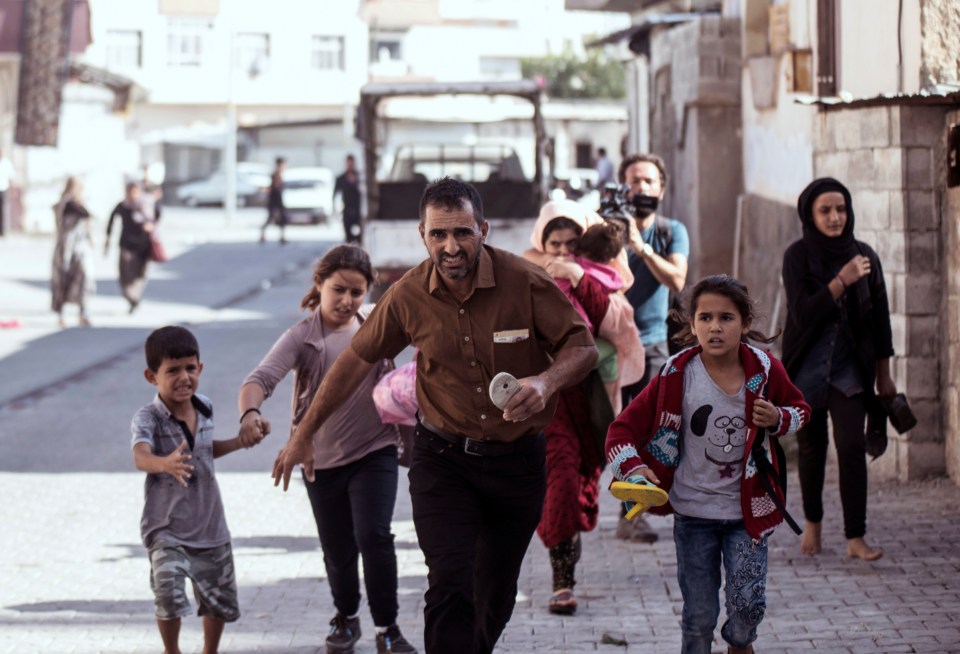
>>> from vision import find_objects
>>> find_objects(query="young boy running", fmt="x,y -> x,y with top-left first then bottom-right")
132,325 -> 266,654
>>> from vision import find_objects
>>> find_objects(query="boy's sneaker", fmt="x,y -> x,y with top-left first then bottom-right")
376,624 -> 418,653
326,613 -> 361,653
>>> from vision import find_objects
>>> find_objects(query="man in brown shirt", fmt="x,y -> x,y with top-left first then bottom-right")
274,177 -> 597,653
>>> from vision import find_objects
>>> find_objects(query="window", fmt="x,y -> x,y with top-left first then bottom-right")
236,32 -> 269,74
311,35 -> 344,71
370,32 -> 403,63
106,30 -> 142,69
167,19 -> 209,67
816,0 -> 837,96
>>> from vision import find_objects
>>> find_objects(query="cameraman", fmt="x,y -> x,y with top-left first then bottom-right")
615,153 -> 689,543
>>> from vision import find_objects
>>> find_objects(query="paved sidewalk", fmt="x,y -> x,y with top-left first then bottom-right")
3,213 -> 960,653
2,463 -> 960,653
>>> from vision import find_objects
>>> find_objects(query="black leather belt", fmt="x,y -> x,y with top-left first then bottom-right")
417,419 -> 538,457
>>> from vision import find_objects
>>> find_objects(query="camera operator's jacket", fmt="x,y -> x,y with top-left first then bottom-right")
605,343 -> 811,540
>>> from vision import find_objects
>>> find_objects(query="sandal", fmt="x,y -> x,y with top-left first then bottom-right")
609,477 -> 669,520
548,588 -> 577,615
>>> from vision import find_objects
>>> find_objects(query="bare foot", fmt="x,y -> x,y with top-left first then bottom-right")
800,521 -> 822,556
847,537 -> 883,561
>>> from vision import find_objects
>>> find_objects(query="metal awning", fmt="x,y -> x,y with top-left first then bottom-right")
360,80 -> 543,103
586,13 -> 712,53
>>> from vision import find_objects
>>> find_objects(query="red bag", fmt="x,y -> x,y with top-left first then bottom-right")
149,235 -> 168,263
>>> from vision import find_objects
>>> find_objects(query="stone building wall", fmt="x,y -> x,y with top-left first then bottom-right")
920,0 -> 960,86
943,108 -> 960,483
814,104 -> 948,480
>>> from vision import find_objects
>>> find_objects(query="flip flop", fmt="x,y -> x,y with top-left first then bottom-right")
609,478 -> 669,520
489,372 -> 522,410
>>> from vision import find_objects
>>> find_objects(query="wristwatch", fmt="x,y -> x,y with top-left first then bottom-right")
640,243 -> 653,258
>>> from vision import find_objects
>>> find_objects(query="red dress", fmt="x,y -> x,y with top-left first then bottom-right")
536,273 -> 609,548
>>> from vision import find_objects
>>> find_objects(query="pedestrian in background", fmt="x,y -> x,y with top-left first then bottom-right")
334,154 -> 362,244
0,147 -> 16,237
782,177 -> 896,562
260,157 -> 287,245
595,147 -> 614,188
617,152 -> 690,543
238,244 -> 417,654
105,181 -> 159,314
607,275 -> 810,654
131,326 -> 265,654
50,176 -> 94,328
273,177 -> 598,654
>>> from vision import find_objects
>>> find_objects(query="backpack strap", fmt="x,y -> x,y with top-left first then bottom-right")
653,216 -> 673,254
752,427 -> 802,535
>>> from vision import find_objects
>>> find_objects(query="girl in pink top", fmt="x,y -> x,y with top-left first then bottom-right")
237,245 -> 417,653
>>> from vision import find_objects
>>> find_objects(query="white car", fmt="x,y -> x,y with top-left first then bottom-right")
282,166 -> 334,224
176,164 -> 271,207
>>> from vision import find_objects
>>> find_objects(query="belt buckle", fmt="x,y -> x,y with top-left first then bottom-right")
463,438 -> 484,456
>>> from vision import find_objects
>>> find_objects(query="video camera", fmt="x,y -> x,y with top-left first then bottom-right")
598,183 -> 635,221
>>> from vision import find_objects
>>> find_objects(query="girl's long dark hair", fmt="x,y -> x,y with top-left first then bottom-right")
670,274 -> 780,347
300,244 -> 376,312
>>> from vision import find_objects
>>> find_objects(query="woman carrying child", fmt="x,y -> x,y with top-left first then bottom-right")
238,244 -> 417,654
523,199 -> 641,615
606,275 -> 810,654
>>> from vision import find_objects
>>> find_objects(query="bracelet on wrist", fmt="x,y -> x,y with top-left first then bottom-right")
239,407 -> 261,424
835,275 -> 847,289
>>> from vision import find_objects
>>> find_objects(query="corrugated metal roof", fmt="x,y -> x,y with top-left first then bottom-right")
794,86 -> 960,110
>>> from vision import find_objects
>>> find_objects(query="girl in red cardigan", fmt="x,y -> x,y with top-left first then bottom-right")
606,275 -> 810,654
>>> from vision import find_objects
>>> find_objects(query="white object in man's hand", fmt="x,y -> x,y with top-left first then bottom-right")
489,372 -> 522,410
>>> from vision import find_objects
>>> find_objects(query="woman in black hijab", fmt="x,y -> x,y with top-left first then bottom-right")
781,177 -> 896,561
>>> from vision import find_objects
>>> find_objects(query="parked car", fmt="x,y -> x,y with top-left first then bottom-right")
282,166 -> 334,224
175,164 -> 271,207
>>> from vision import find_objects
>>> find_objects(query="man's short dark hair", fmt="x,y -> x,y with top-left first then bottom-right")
419,177 -> 484,225
275,157 -> 286,166
618,153 -> 668,188
598,147 -> 607,157
145,326 -> 199,372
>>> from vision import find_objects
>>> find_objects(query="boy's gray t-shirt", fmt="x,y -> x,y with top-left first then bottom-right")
671,355 -> 747,520
131,393 -> 230,549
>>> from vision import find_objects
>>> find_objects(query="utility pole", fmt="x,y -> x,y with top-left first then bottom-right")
223,9 -> 237,225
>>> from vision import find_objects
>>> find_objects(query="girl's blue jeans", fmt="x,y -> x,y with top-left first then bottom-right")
674,514 -> 768,654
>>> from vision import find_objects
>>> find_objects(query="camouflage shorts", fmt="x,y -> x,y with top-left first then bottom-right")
148,542 -> 240,622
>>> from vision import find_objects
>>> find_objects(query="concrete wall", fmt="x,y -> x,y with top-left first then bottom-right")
648,16 -> 742,282
837,0 -> 923,97
943,108 -> 960,483
733,193 -> 799,347
814,104 -> 948,480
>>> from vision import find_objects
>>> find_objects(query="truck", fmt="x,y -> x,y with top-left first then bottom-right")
357,80 -> 548,293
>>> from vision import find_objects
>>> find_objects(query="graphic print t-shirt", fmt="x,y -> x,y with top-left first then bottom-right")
671,355 -> 747,520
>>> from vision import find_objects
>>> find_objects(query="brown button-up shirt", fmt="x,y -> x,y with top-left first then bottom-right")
352,245 -> 595,442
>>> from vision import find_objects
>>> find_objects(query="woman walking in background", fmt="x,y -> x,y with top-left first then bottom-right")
105,181 -> 158,314
781,177 -> 896,561
51,176 -> 94,328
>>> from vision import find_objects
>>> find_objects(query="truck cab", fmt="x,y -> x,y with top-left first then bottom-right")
358,80 -> 548,291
